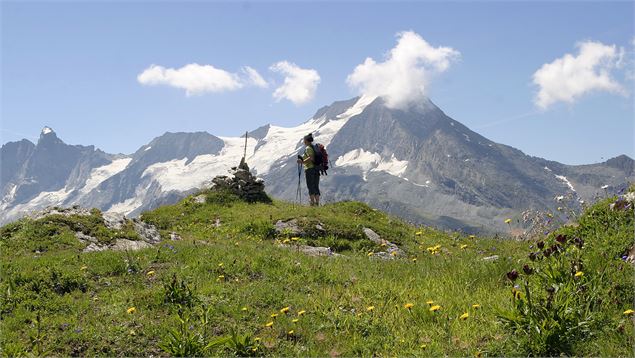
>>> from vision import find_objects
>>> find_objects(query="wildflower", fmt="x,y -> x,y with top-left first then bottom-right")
429,305 -> 441,312
601,185 -> 609,189
282,238 -> 291,244
412,258 -> 417,262
146,270 -> 155,276
555,234 -> 567,244
291,237 -> 299,241
528,252 -> 537,261
80,265 -> 88,271
420,344 -> 427,349
217,275 -> 225,281
574,271 -> 584,278
287,330 -> 294,335
241,307 -> 248,311
547,213 -> 553,218
512,288 -> 522,299
415,231 -> 423,236
391,251 -> 398,256
537,241 -> 545,249
557,207 -> 563,211
472,304 -> 481,309
218,263 -> 223,267
468,235 -> 475,239
380,243 -> 387,247
366,306 -> 375,311
292,318 -> 299,323
280,306 -> 290,314
404,303 -> 414,310
522,264 -> 533,275
426,300 -> 434,306
270,313 -> 278,319
367,252 -> 374,256
460,244 -> 468,249
265,321 -> 274,327
506,269 -> 519,281
504,218 -> 512,224
543,248 -> 552,257
624,309 -> 635,316
460,312 -> 469,320
254,337 -> 261,342
126,307 -> 136,314
297,310 -> 306,316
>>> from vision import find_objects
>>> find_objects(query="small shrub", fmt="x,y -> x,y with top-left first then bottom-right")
163,274 -> 197,308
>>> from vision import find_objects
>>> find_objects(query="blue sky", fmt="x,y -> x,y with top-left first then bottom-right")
1,1 -> 633,165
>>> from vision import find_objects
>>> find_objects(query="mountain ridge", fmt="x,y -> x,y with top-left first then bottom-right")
1,96 -> 633,232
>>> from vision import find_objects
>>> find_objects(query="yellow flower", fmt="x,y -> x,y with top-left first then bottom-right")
367,252 -> 374,256
460,312 -> 469,320
282,238 -> 291,244
217,275 -> 225,280
218,263 -> 223,267
254,337 -> 261,342
265,321 -> 274,327
126,307 -> 136,314
468,235 -> 475,239
380,243 -> 387,247
297,310 -> 306,316
429,305 -> 441,312
146,270 -> 155,276
472,304 -> 481,309
460,244 -> 468,249
404,303 -> 414,310
557,207 -> 563,211
412,258 -> 417,262
241,307 -> 248,311
270,313 -> 278,319
292,318 -> 299,323
574,271 -> 584,278
280,306 -> 290,314
547,213 -> 553,218
426,300 -> 434,306
420,344 -> 427,349
623,309 -> 634,316
287,330 -> 294,335
504,218 -> 512,224
415,231 -> 423,236
291,237 -> 299,241
391,251 -> 398,256
366,306 -> 375,311
80,265 -> 88,271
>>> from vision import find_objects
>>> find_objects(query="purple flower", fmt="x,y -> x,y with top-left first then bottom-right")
523,264 -> 534,275
507,269 -> 519,281
537,241 -> 545,249
555,234 -> 567,244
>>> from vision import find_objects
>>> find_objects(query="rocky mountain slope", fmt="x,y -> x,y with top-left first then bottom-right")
1,97 -> 632,232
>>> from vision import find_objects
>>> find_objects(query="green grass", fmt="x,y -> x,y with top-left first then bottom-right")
1,189 -> 633,356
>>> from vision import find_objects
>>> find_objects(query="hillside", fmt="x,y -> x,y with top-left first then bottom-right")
2,96 -> 633,232
1,187 -> 633,356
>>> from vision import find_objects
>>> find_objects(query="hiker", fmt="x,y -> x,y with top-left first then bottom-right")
297,133 -> 321,206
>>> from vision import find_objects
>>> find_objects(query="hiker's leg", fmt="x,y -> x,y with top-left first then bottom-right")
315,195 -> 320,206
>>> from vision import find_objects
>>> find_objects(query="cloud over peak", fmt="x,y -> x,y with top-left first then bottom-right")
137,63 -> 267,96
269,61 -> 321,105
532,41 -> 626,109
346,31 -> 460,109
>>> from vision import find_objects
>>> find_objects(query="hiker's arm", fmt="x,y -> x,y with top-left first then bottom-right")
303,154 -> 314,164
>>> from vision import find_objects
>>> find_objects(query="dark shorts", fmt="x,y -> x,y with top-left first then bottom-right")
305,167 -> 320,196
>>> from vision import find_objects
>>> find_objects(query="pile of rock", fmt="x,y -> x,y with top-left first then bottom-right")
211,159 -> 271,203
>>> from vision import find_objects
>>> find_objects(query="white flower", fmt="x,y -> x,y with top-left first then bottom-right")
601,185 -> 609,189
624,192 -> 635,203
555,195 -> 564,202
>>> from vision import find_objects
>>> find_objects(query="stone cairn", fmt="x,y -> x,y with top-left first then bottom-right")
210,158 -> 271,203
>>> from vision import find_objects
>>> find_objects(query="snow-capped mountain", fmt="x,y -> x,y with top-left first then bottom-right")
1,97 -> 633,232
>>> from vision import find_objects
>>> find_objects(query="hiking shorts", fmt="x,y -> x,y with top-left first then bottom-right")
305,167 -> 320,196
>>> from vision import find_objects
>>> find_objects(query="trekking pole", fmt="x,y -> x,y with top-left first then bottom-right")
296,162 -> 302,205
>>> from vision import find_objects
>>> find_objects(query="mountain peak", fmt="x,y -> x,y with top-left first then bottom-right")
41,126 -> 55,135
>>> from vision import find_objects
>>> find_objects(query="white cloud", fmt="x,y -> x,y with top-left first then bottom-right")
242,66 -> 268,89
346,31 -> 460,109
269,61 -> 320,105
137,63 -> 268,95
532,41 -> 626,109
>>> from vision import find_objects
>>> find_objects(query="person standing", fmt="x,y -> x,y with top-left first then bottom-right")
297,133 -> 321,206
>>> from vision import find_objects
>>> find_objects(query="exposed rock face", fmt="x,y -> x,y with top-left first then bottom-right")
210,159 -> 271,203
278,243 -> 341,257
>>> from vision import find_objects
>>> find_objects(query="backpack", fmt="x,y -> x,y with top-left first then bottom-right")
311,143 -> 329,175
